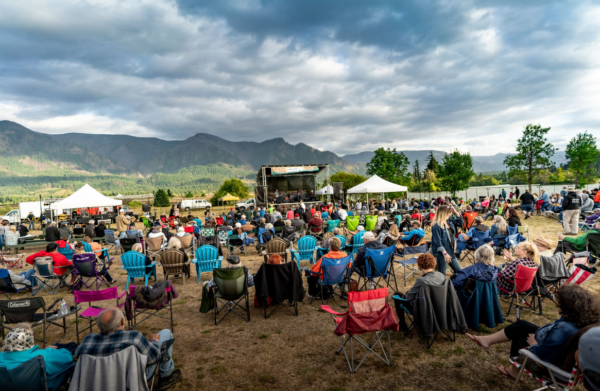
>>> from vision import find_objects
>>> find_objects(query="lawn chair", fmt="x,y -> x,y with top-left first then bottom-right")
57,245 -> 74,260
356,245 -> 396,291
456,279 -> 504,329
217,230 -> 228,246
346,216 -> 360,231
227,234 -> 247,255
141,216 -> 152,229
290,235 -> 317,269
71,253 -> 111,291
73,286 -> 126,343
347,231 -> 366,261
462,211 -> 478,232
498,264 -> 538,321
119,238 -> 137,254
0,297 -> 71,348
364,215 -> 377,231
104,229 -> 119,254
254,262 -> 304,318
327,219 -> 341,233
212,267 -> 250,325
0,252 -> 24,269
178,234 -> 195,258
585,231 -> 600,256
509,349 -> 583,391
308,254 -> 352,307
529,253 -> 571,316
125,284 -> 174,332
81,241 -> 108,260
193,245 -> 222,284
201,227 -> 215,238
145,236 -> 164,262
0,356 -> 70,391
316,235 -> 347,260
262,238 -> 289,263
32,257 -> 71,296
0,269 -> 32,299
457,229 -> 491,264
322,288 -> 399,373
160,249 -> 191,285
517,225 -> 530,241
120,251 -> 157,290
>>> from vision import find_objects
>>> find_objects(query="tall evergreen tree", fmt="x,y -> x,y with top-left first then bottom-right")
565,131 -> 598,188
413,160 -> 422,181
425,151 -> 439,173
154,189 -> 170,207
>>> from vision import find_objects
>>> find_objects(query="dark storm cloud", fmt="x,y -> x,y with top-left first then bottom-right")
0,0 -> 598,154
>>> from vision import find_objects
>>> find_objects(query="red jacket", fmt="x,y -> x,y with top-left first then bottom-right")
26,251 -> 72,275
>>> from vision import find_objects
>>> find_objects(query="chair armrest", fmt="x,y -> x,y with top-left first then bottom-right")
321,305 -> 347,316
517,349 -> 572,378
392,295 -> 408,302
192,259 -> 198,264
120,265 -> 125,269
118,291 -> 127,299
148,261 -> 157,267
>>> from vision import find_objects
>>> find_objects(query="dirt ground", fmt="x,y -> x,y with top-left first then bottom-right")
5,210 -> 597,391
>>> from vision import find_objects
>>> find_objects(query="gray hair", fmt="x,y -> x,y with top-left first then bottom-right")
49,221 -> 56,227
13,322 -> 33,332
97,308 -> 124,334
333,227 -> 341,236
474,216 -> 483,224
474,245 -> 495,265
285,220 -> 291,226
168,236 -> 182,249
132,243 -> 144,253
88,219 -> 95,224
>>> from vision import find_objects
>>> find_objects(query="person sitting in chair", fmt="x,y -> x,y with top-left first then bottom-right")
205,255 -> 254,288
554,221 -> 600,255
75,308 -> 181,389
85,220 -> 96,238
497,241 -> 540,293
353,231 -> 387,271
74,241 -> 115,283
451,244 -> 497,291
305,237 -> 349,298
25,242 -> 72,276
398,221 -> 425,247
396,253 -> 445,331
308,212 -> 324,234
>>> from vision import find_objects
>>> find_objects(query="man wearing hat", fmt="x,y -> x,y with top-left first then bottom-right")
562,187 -> 581,235
576,326 -> 600,391
584,208 -> 600,225
533,236 -> 554,257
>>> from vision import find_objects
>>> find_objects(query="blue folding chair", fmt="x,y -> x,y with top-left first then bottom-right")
505,225 -> 526,252
290,236 -> 317,269
457,229 -> 492,264
347,211 -> 353,217
120,251 -> 157,290
57,245 -> 74,260
357,245 -> 396,291
316,235 -> 347,260
347,231 -> 366,261
258,227 -> 275,245
0,355 -> 65,391
310,254 -> 352,307
193,245 -> 223,283
393,242 -> 430,287
104,229 -> 119,254
0,269 -> 32,299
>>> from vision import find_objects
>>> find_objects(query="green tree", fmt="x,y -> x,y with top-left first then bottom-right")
549,167 -> 567,183
185,191 -> 194,198
167,189 -> 173,197
366,148 -> 411,185
565,131 -> 598,188
412,160 -> 422,182
438,150 -> 475,196
426,151 -> 439,173
503,124 -> 556,191
154,189 -> 170,207
210,178 -> 249,205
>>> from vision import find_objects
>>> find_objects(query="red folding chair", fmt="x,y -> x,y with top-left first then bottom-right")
321,288 -> 399,373
498,264 -> 538,321
0,252 -> 24,269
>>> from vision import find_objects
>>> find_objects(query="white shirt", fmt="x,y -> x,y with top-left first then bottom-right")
300,202 -> 306,210
338,209 -> 348,220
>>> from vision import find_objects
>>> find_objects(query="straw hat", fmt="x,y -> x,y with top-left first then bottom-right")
534,237 -> 553,249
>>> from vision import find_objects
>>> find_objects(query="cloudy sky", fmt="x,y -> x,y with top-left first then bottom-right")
1,0 -> 599,156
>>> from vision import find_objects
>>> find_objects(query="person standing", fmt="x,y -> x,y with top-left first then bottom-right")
115,209 -> 128,236
562,187 -> 581,235
501,189 -> 507,199
514,187 -> 520,200
431,205 -> 462,275
27,212 -> 35,230
519,189 -> 535,219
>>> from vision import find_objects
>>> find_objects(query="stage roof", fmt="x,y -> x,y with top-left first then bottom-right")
256,164 -> 329,180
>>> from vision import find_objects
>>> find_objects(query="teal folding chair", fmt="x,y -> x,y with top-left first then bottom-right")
290,236 -> 317,269
347,231 -> 366,261
193,245 -> 223,283
82,241 -> 110,261
316,235 -> 347,259
120,251 -> 157,290
326,219 -> 341,232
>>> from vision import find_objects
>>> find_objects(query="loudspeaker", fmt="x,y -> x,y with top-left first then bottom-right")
256,186 -> 268,203
333,182 -> 344,201
142,203 -> 151,212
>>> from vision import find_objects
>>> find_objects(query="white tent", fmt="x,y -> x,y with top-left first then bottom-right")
315,185 -> 334,195
50,184 -> 122,211
347,175 -> 407,201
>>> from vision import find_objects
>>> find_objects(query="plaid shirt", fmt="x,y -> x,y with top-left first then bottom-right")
497,257 -> 537,292
74,330 -> 160,366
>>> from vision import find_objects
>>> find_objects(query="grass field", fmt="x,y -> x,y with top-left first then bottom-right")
5,210 -> 597,391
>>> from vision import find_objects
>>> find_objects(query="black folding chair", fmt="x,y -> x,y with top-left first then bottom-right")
254,262 -> 303,318
0,356 -> 52,391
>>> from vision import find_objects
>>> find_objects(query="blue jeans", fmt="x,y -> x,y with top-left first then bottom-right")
19,268 -> 37,287
594,203 -> 600,209
145,329 -> 174,380
28,221 -> 35,230
558,211 -> 563,222
434,252 -> 461,275
541,202 -> 550,212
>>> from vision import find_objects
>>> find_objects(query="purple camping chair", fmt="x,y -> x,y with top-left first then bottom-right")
73,286 -> 126,344
71,253 -> 111,291
125,284 -> 174,332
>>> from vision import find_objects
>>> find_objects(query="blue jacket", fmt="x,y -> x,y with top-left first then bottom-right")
452,263 -> 497,290
540,192 -> 550,202
402,228 -> 425,241
501,190 -> 507,199
530,318 -> 579,364
0,346 -> 74,390
489,224 -> 507,239
431,223 -> 455,258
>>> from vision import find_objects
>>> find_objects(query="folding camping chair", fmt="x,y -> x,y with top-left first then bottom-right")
517,225 -> 530,241
104,229 -> 118,254
57,245 -> 74,260
178,234 -> 195,258
498,264 -> 538,321
316,235 -> 346,260
0,268 -> 32,299
71,253 -> 111,291
528,253 -> 571,316
509,349 -> 583,391
126,284 -> 174,332
355,245 -> 396,291
586,231 -> 600,256
346,216 -> 360,232
0,252 -> 24,269
120,251 -> 157,290
457,229 -> 491,264
0,297 -> 72,348
327,219 -> 341,233
145,236 -> 164,261
255,262 -> 303,318
211,267 -> 250,325
201,227 -> 215,238
308,223 -> 324,241
290,235 -> 317,269
227,234 -> 247,255
32,257 -> 71,296
462,211 -> 478,232
217,229 -> 229,246
308,254 -> 352,307
347,231 -> 365,261
159,249 -> 191,285
193,245 -> 222,284
321,288 -> 398,373
0,355 -> 63,391
262,238 -> 289,263
81,241 -> 110,261
73,286 -> 126,343
364,215 -> 377,231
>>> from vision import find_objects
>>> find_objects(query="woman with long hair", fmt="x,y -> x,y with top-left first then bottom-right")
430,205 -> 462,275
490,215 -> 508,239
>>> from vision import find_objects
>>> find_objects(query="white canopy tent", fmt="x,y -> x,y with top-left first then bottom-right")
347,175 -> 408,202
315,185 -> 334,195
50,184 -> 122,211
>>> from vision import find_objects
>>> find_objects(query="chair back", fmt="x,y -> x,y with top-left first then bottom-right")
321,255 -> 352,286
514,264 -> 538,293
517,225 -> 529,235
121,251 -> 148,278
365,245 -> 395,278
347,288 -> 388,314
403,242 -> 430,256
507,224 -> 518,236
184,226 -> 194,234
215,216 -> 223,226
72,253 -> 97,276
194,245 -> 221,273
120,238 -> 137,253
57,246 -> 74,260
0,269 -> 17,293
201,227 -> 215,237
346,216 -> 360,231
364,215 -> 377,231
141,217 -> 152,228
296,236 -> 317,260
178,235 -> 194,250
350,231 -> 366,256
105,230 -> 116,244
213,267 -> 247,300
0,297 -> 45,324
161,249 -> 186,274
462,211 -> 478,230
506,233 -> 526,249
145,236 -> 163,252
258,228 -> 275,244
586,232 -> 600,256
334,235 -> 347,249
127,233 -> 140,243
81,241 -> 93,253
73,286 -> 121,305
471,229 -> 490,249
265,238 -> 288,258
33,257 -> 56,278
0,356 -> 47,391
327,220 -> 341,232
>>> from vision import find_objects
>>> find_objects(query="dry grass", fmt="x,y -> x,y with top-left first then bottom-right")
8,211 -> 597,391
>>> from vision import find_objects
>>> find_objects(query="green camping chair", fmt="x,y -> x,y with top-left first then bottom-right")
346,216 -> 360,231
212,267 -> 250,325
365,215 -> 377,231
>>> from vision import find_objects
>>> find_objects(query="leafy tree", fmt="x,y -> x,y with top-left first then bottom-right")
503,124 -> 556,191
154,189 -> 170,207
328,172 -> 367,191
167,189 -> 173,197
425,151 -> 439,173
548,167 -> 567,183
185,191 -> 194,198
412,160 -> 422,182
566,131 -> 598,188
210,178 -> 249,205
201,192 -> 206,197
366,148 -> 411,185
438,150 -> 475,196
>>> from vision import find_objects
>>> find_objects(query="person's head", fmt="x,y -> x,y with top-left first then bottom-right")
417,253 -> 436,271
120,210 -> 125,214
493,215 -> 507,233
466,205 -> 472,211
168,237 -> 182,249
534,237 -> 553,253
567,187 -> 575,192
3,220 -> 9,226
46,242 -> 58,253
556,285 -> 600,328
577,326 -> 600,390
9,225 -> 16,232
363,231 -> 375,243
378,211 -> 383,216
83,236 -> 92,243
97,308 -> 125,334
389,224 -> 399,236
235,222 -> 241,229
260,218 -> 266,224
74,241 -> 85,253
403,214 -> 411,222
508,208 -> 519,218
177,227 -> 184,235
332,227 -> 341,236
285,220 -> 291,226
88,219 -> 95,225
2,323 -> 34,352
132,243 -> 143,253
314,212 -> 320,219
329,237 -> 342,252
356,225 -> 364,232
563,186 -> 567,189
226,255 -> 242,268
265,223 -> 273,230
474,216 -> 483,225
432,205 -> 453,225
411,220 -> 422,229
268,254 -> 282,265
474,244 -> 495,265
515,241 -> 540,265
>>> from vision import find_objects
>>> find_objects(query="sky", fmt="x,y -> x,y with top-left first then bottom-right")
1,0 -> 599,156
